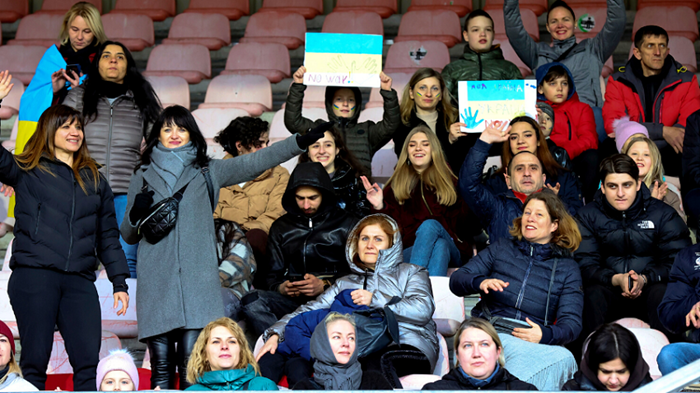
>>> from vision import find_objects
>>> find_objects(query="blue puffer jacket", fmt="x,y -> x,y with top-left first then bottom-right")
658,243 -> 700,338
459,139 -> 526,243
450,238 -> 583,345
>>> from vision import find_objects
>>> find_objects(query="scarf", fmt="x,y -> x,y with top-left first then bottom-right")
59,43 -> 98,75
97,80 -> 129,99
458,363 -> 501,388
310,319 -> 363,390
149,142 -> 197,193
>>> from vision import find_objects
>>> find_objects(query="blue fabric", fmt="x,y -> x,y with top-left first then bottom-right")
113,194 -> 138,278
403,219 -> 460,276
657,343 -> 700,375
591,106 -> 607,142
658,243 -> 700,336
186,365 -> 278,391
458,363 -> 501,387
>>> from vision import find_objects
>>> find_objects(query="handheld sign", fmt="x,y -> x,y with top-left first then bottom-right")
303,32 -> 383,88
458,80 -> 538,132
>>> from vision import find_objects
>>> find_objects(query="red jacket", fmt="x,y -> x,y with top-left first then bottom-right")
603,56 -> 700,140
542,93 -> 598,159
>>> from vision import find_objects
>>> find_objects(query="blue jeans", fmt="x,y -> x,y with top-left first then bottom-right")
657,343 -> 700,375
591,106 -> 606,142
113,194 -> 138,278
403,219 -> 461,277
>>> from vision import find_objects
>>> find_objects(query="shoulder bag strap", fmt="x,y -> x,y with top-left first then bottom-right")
201,164 -> 215,212
554,42 -> 579,63
543,258 -> 558,327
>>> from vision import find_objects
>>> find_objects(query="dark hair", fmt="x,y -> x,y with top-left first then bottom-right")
540,65 -> 572,86
507,150 -> 541,175
139,105 -> 210,170
214,117 -> 269,157
82,41 -> 162,137
464,9 -> 494,32
500,116 -> 565,176
634,25 -> 669,48
586,324 -> 641,376
599,154 -> 639,184
510,189 -> 582,251
548,0 -> 575,22
298,127 -> 368,178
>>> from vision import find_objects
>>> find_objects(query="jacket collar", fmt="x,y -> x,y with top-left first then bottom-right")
195,365 -> 255,389
595,182 -> 650,221
462,44 -> 507,62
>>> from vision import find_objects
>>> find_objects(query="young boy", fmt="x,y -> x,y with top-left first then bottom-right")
537,102 -> 571,170
536,62 -> 598,201
442,9 -> 522,102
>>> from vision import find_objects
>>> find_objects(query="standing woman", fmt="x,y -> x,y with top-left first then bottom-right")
64,40 -> 162,279
0,94 -> 129,391
121,105 -> 326,389
362,126 -> 476,276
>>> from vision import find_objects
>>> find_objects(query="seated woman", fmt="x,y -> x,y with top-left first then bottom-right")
186,317 -> 277,391
563,323 -> 652,391
484,116 -> 582,215
96,350 -> 139,391
449,190 -> 583,390
293,312 -> 392,390
256,214 -> 439,388
298,128 -> 371,217
0,321 -> 37,391
362,126 -> 476,276
423,318 -> 536,391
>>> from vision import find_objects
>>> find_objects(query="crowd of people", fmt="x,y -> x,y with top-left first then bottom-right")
1,0 -> 700,391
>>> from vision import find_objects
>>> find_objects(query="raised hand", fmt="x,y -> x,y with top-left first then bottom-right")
361,176 -> 384,210
379,72 -> 392,91
293,66 -> 307,84
651,181 -> 668,201
686,301 -> 700,329
448,122 -> 468,144
0,71 -> 14,101
544,182 -> 561,195
461,107 -> 484,129
478,120 -> 511,144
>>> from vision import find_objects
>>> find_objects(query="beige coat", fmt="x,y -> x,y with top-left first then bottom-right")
213,155 -> 289,233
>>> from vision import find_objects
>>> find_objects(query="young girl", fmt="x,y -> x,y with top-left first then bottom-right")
96,350 -> 139,391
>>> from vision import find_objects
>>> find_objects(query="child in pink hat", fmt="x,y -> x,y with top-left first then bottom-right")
96,350 -> 139,391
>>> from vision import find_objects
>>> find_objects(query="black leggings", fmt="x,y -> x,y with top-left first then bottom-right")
147,328 -> 201,389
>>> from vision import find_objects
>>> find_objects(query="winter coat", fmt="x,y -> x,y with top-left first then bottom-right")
284,83 -> 400,176
0,149 -> 128,291
504,0 -> 626,107
574,184 -> 691,289
0,373 -> 38,392
266,162 -> 358,292
603,56 -> 700,140
536,62 -> 598,159
563,370 -> 652,391
682,111 -> 700,201
459,139 -> 527,244
121,136 -> 304,341
217,222 -> 256,300
265,214 -> 440,371
63,86 -> 145,194
213,155 -> 289,233
442,44 -> 523,101
547,138 -> 572,170
185,365 -> 278,391
450,237 -> 583,345
423,366 -> 537,391
658,243 -> 700,337
329,159 -> 371,217
293,371 -> 392,390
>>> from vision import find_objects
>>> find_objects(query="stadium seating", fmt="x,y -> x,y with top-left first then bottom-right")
333,0 -> 397,18
281,84 -> 326,109
0,45 -> 48,85
162,13 -> 231,51
102,13 -> 155,52
183,0 -> 248,20
637,0 -> 700,12
632,6 -> 699,42
565,0 -> 607,4
492,40 -> 532,77
371,142 -> 398,182
146,75 -> 190,108
321,11 -> 384,36
484,0 -> 548,16
192,107 -> 250,140
199,75 -> 273,116
7,14 -> 63,48
613,318 -> 669,380
627,36 -> 698,74
35,0 -> 101,14
269,107 -> 328,142
258,0 -> 324,19
0,0 -> 28,23
110,0 -> 176,21
0,78 -> 23,120
407,0 -> 471,17
239,11 -> 306,50
366,72 -> 412,109
395,10 -> 462,48
221,43 -> 291,83
489,8 -> 539,42
384,41 -> 451,74
143,44 -> 211,84
430,276 -> 465,338
572,6 -> 607,39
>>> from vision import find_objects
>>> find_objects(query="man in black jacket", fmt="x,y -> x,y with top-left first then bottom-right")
574,154 -> 690,347
241,162 -> 358,340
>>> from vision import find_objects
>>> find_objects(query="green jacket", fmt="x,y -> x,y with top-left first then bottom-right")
442,45 -> 523,101
185,365 -> 278,391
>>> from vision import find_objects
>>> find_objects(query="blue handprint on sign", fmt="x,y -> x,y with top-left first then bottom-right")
461,107 -> 484,129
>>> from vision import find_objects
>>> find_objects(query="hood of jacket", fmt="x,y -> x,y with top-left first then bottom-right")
580,340 -> 651,392
345,214 -> 404,275
515,238 -> 572,261
536,61 -> 576,101
282,162 -> 337,218
325,86 -> 363,127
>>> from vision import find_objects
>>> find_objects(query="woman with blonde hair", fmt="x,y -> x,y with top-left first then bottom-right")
362,126 -> 477,276
450,190 -> 583,390
0,320 -> 36,391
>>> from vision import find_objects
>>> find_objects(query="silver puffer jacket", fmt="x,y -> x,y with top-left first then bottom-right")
265,214 -> 439,370
64,86 -> 146,194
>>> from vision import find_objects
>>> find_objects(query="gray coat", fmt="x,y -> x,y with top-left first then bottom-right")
504,0 -> 625,107
121,136 -> 304,341
265,214 -> 439,370
64,87 -> 145,194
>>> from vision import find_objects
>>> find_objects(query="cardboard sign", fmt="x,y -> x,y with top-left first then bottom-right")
458,80 -> 538,133
303,32 -> 383,88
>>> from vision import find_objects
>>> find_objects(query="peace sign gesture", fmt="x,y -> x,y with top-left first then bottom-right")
361,176 -> 384,210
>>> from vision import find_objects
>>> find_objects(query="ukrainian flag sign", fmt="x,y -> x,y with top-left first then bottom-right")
303,32 -> 383,88
457,80 -> 538,133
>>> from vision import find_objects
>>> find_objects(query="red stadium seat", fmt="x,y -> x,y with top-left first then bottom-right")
162,13 -> 231,51
7,14 -> 63,48
493,39 -> 532,77
366,72 -> 412,109
146,75 -> 190,108
571,6 -> 607,39
407,0 -> 471,17
322,11 -> 383,36
632,6 -> 698,42
484,0 -> 548,16
333,0 -> 397,19
258,0 -> 323,19
191,108 -> 251,140
102,13 -> 154,52
637,0 -> 700,12
0,78 -> 24,120
0,0 -> 28,23
35,0 -> 101,14
383,40 -> 451,74
395,10 -> 462,48
199,75 -> 272,116
0,46 -> 47,85
221,43 -> 290,83
239,11 -> 306,50
143,44 -> 211,84
110,0 -> 176,21
280,83 -> 326,109
489,8 -> 539,42
183,0 -> 248,20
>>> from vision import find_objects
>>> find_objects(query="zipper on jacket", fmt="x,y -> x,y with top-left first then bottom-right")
106,104 -> 115,181
301,217 -> 313,276
514,246 -> 535,316
34,203 -> 42,235
651,80 -> 681,123
622,211 -> 629,274
567,118 -> 572,141
420,182 -> 434,216
65,171 -> 76,271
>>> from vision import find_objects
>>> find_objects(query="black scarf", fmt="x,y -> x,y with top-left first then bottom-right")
0,365 -> 8,381
98,80 -> 129,99
59,44 -> 98,75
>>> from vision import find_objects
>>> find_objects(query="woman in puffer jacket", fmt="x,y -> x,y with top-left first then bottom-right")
256,214 -> 439,388
450,190 -> 583,391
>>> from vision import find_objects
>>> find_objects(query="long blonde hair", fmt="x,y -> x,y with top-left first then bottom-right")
0,352 -> 22,384
186,317 -> 259,384
400,68 -> 458,129
59,2 -> 106,47
622,136 -> 664,189
386,126 -> 457,206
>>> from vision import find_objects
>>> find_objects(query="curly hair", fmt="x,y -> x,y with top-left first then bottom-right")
214,117 -> 269,157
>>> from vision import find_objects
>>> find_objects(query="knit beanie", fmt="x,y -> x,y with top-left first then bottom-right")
95,349 -> 139,390
614,117 -> 649,153
536,102 -> 554,122
0,321 -> 14,355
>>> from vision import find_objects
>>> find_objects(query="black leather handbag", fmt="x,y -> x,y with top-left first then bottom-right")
353,296 -> 402,358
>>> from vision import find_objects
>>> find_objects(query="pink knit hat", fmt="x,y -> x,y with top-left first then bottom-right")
96,349 -> 139,390
614,117 -> 649,153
